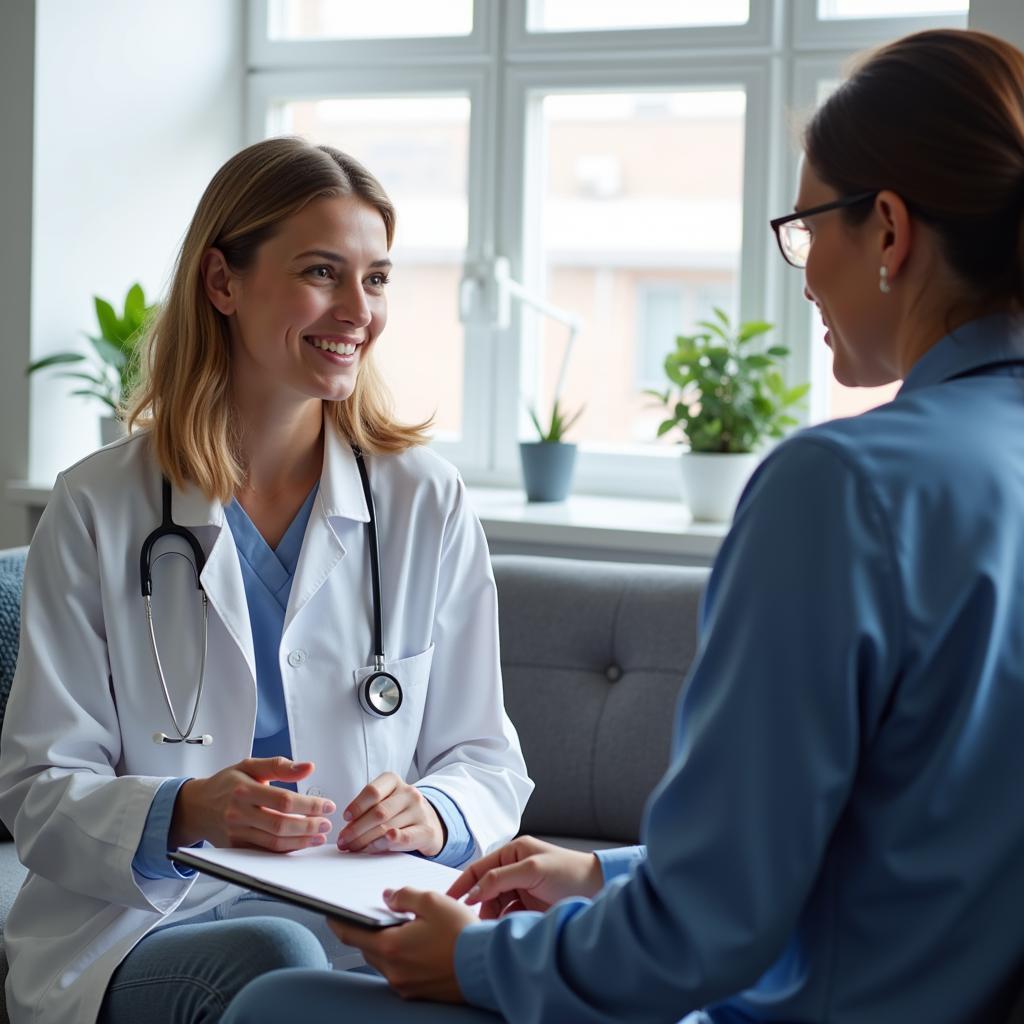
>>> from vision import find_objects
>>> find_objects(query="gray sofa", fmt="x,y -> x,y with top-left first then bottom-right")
0,548 -> 708,1021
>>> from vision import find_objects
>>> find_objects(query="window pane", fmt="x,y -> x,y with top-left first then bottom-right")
818,0 -> 966,18
271,0 -> 472,40
275,97 -> 470,441
530,90 -> 745,448
529,0 -> 749,32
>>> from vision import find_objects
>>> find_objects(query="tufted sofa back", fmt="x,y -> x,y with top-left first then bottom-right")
491,555 -> 708,846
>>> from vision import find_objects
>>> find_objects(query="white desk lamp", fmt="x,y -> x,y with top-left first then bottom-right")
458,256 -> 583,407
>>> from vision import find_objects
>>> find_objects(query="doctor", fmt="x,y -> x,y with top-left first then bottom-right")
0,137 -> 532,1024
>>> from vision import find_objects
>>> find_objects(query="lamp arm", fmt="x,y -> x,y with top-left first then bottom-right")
502,279 -> 582,408
503,277 -> 583,334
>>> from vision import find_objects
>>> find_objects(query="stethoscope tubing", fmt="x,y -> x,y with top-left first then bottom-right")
141,445 -> 402,744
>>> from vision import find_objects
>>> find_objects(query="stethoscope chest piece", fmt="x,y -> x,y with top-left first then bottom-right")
359,667 -> 403,717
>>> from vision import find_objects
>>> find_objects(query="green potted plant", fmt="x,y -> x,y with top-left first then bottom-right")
27,282 -> 156,445
520,397 -> 585,502
647,308 -> 809,521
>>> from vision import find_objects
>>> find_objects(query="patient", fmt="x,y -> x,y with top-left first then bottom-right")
224,28 -> 1024,1024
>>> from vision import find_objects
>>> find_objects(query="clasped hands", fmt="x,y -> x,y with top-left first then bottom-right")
170,758 -> 445,856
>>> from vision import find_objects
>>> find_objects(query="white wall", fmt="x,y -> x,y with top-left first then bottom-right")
0,1 -> 36,547
13,0 -> 245,543
969,0 -> 1024,45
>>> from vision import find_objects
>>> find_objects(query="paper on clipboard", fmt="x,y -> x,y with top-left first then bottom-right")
169,844 -> 466,929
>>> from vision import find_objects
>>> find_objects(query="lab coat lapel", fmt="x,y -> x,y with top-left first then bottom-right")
170,479 -> 257,687
283,426 -> 370,636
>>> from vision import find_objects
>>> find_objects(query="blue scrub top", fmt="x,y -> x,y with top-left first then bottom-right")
224,484 -> 319,765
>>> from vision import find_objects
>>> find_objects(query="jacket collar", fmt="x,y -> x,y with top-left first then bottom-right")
900,312 -> 1024,395
168,417 -> 371,528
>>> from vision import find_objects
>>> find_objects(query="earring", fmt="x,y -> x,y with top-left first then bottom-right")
879,266 -> 891,294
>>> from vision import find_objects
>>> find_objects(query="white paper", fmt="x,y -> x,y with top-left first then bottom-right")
175,844 -> 465,925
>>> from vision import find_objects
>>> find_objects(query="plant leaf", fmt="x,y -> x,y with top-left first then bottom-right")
70,388 -> 118,412
88,334 -> 127,369
26,352 -> 86,374
526,405 -> 546,441
737,320 -> 773,342
656,417 -> 678,438
123,283 -> 146,328
94,297 -> 121,343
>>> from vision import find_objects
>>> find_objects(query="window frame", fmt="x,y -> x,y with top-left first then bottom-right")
248,0 -> 498,68
246,0 -> 970,500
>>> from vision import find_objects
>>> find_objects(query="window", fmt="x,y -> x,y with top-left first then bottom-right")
269,0 -> 473,39
532,89 -> 745,449
528,0 -> 750,32
249,0 -> 969,498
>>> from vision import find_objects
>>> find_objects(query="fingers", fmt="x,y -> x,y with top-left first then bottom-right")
341,810 -> 423,853
383,886 -> 440,917
241,757 -> 316,784
339,792 -> 406,849
342,772 -> 399,825
246,781 -> 335,819
448,849 -> 505,899
228,823 -> 328,853
464,861 -> 538,906
447,836 -> 538,899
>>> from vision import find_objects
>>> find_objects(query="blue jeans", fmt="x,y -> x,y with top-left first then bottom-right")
221,968 -> 501,1024
97,915 -> 330,1024
221,969 -> 717,1024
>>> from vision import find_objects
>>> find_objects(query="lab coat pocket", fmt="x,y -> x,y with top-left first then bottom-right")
354,645 -> 434,783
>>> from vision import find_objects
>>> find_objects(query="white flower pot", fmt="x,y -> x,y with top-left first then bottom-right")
679,451 -> 760,522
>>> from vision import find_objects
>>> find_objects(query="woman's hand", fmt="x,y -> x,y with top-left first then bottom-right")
447,835 -> 604,918
338,772 -> 445,856
170,757 -> 336,852
331,888 -> 476,1003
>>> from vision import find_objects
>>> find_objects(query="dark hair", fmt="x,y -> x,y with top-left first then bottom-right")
805,29 -> 1024,309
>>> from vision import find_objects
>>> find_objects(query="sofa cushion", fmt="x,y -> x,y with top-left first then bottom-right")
0,551 -> 26,846
492,555 -> 708,845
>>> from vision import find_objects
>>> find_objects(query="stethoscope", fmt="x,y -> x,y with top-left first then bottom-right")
140,445 -> 403,746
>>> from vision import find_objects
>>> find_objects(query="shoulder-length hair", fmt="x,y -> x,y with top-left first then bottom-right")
126,137 -> 431,502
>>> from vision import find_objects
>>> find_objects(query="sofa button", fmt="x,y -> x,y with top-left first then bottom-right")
605,664 -> 622,682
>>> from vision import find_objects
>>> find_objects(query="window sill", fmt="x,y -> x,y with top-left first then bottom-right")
466,487 -> 727,566
6,481 -> 729,566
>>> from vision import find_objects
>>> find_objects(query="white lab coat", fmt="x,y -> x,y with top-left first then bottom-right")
0,425 -> 532,1024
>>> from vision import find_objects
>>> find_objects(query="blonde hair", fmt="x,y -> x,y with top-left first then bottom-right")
126,137 -> 431,502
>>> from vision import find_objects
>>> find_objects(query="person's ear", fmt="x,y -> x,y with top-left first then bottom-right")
874,190 -> 912,282
200,248 -> 238,316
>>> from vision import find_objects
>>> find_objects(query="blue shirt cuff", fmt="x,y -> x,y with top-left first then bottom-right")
417,785 -> 476,868
132,777 -> 196,880
595,844 -> 646,884
454,918 -> 508,1012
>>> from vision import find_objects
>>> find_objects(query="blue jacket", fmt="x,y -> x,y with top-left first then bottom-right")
455,313 -> 1024,1023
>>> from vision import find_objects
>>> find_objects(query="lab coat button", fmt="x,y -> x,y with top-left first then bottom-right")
287,649 -> 308,668
308,787 -> 323,797
605,664 -> 622,682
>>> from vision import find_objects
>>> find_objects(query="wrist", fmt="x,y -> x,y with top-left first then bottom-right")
169,778 -> 201,849
423,796 -> 447,857
584,853 -> 604,897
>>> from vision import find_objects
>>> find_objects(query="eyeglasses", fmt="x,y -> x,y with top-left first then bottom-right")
770,191 -> 878,269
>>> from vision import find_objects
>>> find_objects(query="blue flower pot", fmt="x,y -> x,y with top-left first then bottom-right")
519,442 -> 577,502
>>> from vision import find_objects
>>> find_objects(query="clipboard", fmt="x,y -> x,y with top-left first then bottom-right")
168,844 -> 463,930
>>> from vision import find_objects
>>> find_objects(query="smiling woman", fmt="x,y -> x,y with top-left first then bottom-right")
0,137 -> 532,1024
